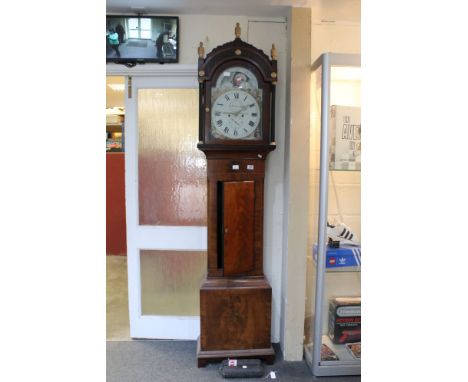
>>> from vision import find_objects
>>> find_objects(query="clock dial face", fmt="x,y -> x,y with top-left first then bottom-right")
211,90 -> 260,139
211,66 -> 262,140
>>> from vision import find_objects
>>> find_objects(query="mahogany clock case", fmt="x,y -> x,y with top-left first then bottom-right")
197,37 -> 277,151
196,28 -> 278,367
197,146 -> 276,367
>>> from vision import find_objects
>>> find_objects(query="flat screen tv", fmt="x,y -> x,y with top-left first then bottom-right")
106,15 -> 179,64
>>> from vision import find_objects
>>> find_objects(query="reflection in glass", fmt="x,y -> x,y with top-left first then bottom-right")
138,88 -> 207,226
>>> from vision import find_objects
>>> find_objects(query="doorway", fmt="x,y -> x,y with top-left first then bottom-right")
106,76 -> 130,340
106,73 -> 209,340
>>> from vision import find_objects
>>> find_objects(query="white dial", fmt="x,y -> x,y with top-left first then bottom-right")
211,89 -> 260,139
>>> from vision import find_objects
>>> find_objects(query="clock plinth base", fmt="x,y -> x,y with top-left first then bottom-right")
196,338 -> 275,367
198,276 -> 274,367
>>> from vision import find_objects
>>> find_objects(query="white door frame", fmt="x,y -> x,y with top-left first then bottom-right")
117,66 -> 207,339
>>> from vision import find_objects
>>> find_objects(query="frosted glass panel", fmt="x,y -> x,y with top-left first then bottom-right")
138,88 -> 207,226
140,250 -> 207,316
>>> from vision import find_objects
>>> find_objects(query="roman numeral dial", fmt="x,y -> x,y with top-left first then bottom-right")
211,89 -> 261,139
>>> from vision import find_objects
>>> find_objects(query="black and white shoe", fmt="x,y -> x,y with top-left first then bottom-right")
327,222 -> 360,246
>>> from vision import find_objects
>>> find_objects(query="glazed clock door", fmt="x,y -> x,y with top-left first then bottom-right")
124,75 -> 207,339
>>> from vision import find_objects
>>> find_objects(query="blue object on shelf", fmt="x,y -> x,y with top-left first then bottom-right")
313,244 -> 361,268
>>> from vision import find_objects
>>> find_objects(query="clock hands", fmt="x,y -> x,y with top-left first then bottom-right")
229,118 -> 240,126
219,106 -> 248,116
212,89 -> 259,139
232,106 -> 249,116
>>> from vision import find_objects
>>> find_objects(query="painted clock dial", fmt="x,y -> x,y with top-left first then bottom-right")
211,90 -> 260,139
210,66 -> 263,140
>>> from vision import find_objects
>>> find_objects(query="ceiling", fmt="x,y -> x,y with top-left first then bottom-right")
106,76 -> 125,109
106,0 -> 359,21
106,0 -> 310,17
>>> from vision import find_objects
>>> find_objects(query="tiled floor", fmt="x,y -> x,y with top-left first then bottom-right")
106,255 -> 130,340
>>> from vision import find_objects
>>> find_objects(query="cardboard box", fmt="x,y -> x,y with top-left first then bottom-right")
328,297 -> 361,344
313,244 -> 361,269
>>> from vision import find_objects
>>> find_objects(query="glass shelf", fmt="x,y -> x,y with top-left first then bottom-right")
313,263 -> 361,273
330,169 -> 360,172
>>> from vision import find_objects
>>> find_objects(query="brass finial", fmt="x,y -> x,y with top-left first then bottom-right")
271,44 -> 277,60
198,42 -> 205,58
235,23 -> 241,39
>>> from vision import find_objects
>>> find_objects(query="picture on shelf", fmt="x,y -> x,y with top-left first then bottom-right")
321,344 -> 339,361
329,105 -> 361,171
346,343 -> 361,359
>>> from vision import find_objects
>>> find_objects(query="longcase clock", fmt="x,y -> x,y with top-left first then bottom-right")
196,23 -> 278,367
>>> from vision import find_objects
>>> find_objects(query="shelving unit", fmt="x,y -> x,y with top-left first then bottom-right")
106,124 -> 123,133
305,53 -> 361,377
106,112 -> 125,152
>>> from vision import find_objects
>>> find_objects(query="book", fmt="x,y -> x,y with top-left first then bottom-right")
329,105 -> 361,171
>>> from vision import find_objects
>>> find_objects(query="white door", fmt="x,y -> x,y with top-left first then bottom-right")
127,18 -> 140,39
124,74 -> 207,339
128,18 -> 152,39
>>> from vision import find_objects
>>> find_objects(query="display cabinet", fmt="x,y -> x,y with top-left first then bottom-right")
304,53 -> 361,376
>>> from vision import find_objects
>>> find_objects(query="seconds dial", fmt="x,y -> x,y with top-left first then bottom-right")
211,89 -> 260,139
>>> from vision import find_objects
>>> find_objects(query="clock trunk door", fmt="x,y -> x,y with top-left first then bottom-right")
223,181 -> 255,276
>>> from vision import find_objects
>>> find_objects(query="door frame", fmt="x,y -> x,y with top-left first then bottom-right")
109,65 -> 207,339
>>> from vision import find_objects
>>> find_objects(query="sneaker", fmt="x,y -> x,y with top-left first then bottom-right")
327,222 -> 360,246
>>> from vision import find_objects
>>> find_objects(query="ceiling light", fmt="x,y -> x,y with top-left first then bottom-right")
108,84 -> 125,92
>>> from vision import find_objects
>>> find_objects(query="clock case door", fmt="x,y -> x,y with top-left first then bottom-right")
198,38 -> 277,151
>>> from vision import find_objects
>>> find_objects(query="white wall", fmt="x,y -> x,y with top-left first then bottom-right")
107,13 -> 288,345
311,22 -> 361,63
310,0 -> 360,63
246,19 -> 288,345
280,7 -> 311,361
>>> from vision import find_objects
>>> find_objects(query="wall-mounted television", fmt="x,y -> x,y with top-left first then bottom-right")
106,15 -> 179,64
